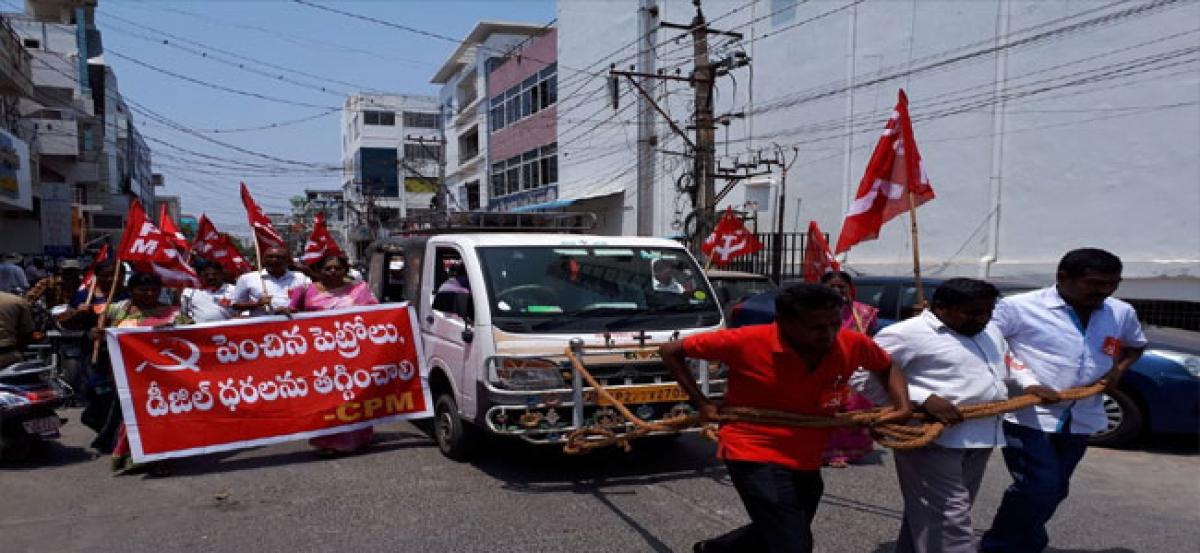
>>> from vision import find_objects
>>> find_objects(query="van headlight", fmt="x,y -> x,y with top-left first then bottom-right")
1148,349 -> 1200,379
487,356 -> 567,390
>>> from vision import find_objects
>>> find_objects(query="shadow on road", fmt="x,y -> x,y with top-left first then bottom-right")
0,441 -> 95,470
469,434 -> 729,494
163,428 -> 435,478
871,543 -> 1135,553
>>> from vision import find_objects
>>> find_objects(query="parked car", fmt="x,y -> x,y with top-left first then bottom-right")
705,270 -> 776,317
728,277 -> 1200,448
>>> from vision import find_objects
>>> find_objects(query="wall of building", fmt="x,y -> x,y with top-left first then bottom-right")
557,0 -> 1200,297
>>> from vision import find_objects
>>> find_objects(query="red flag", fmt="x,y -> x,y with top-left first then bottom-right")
239,182 -> 285,252
116,200 -> 201,288
834,89 -> 935,254
79,244 -> 110,292
157,204 -> 190,252
803,220 -> 841,283
192,214 -> 253,276
300,212 -> 344,265
701,208 -> 763,267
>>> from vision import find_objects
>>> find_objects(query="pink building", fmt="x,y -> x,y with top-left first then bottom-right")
485,28 -> 558,212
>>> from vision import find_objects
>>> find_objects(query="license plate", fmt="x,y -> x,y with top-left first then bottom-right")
584,383 -> 690,406
22,416 -> 61,435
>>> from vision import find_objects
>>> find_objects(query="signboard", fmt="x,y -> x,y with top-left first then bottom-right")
0,127 -> 32,211
106,304 -> 432,462
39,182 -> 74,255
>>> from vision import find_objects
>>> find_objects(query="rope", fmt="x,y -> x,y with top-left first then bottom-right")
561,348 -> 1106,455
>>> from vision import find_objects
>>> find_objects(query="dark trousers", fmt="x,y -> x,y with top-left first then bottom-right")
981,422 -> 1089,553
699,460 -> 824,553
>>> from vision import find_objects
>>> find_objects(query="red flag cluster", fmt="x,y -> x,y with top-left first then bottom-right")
300,212 -> 343,265
115,200 -> 201,288
192,215 -> 254,276
835,89 -> 935,254
701,208 -> 763,267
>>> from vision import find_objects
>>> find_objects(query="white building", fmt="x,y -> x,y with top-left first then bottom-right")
557,0 -> 1200,301
431,21 -> 548,213
3,0 -> 157,255
340,93 -> 441,259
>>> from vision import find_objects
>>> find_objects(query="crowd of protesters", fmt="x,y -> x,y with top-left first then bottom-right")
0,247 -> 376,475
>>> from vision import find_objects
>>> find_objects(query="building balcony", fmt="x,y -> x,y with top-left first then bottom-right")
0,18 -> 34,98
453,96 -> 481,129
24,116 -> 79,156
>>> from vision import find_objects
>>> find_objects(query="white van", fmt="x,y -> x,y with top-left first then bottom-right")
368,222 -> 726,459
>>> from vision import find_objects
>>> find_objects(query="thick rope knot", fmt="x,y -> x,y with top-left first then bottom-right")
561,348 -> 1108,454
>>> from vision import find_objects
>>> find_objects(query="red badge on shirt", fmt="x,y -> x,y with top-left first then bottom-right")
1102,336 -> 1122,358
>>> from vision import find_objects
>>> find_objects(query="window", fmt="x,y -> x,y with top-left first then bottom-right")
505,157 -> 520,196
490,162 -> 505,198
402,111 -> 439,129
505,86 -> 519,125
404,143 -> 441,161
466,181 -> 480,210
489,98 -> 504,132
488,65 -> 557,133
364,110 -> 395,126
23,38 -> 40,49
522,150 -> 539,190
541,143 -> 558,185
358,147 -> 399,196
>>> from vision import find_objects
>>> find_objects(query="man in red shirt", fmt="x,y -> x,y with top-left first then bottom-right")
663,283 -> 911,553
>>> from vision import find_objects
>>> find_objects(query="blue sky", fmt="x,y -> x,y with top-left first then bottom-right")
84,0 -> 554,234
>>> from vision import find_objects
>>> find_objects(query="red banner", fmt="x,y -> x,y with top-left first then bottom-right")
106,304 -> 431,462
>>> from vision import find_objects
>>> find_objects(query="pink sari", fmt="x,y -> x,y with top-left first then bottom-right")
289,281 -> 379,453
823,300 -> 880,466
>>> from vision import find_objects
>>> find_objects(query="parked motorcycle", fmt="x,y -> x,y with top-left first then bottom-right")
0,346 -> 68,461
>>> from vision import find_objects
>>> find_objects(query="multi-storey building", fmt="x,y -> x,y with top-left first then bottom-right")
0,11 -> 36,253
431,21 -> 548,213
2,0 -> 156,255
485,28 -> 558,213
340,93 -> 440,260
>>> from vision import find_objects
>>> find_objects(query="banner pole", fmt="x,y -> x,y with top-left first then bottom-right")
90,260 -> 123,364
83,277 -> 97,306
253,237 -> 274,314
907,189 -> 926,307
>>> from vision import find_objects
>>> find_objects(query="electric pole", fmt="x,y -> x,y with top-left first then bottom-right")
636,0 -> 659,236
690,2 -> 715,250
613,0 -> 748,255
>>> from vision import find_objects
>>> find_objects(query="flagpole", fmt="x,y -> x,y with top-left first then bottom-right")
907,189 -> 926,307
252,237 -> 272,313
90,260 -> 123,364
83,278 -> 97,306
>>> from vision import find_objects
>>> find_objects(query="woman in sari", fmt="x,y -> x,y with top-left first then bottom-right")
79,272 -> 190,474
288,253 -> 379,455
820,271 -> 880,467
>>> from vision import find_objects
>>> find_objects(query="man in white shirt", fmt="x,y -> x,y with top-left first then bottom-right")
232,246 -> 311,316
651,259 -> 685,294
981,248 -> 1146,553
182,263 -> 235,323
875,278 -> 1059,553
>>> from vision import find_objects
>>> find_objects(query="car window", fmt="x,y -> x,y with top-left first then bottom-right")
897,286 -> 922,320
854,284 -> 885,309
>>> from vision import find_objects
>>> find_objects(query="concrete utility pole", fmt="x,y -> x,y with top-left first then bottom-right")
636,0 -> 659,236
690,2 -> 715,249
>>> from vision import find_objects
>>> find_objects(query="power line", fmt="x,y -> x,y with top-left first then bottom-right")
106,48 -> 339,109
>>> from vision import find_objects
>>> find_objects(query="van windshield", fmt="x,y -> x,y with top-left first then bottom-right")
477,246 -> 722,333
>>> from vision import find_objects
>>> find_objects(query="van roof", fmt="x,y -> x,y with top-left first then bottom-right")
427,233 -> 690,249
